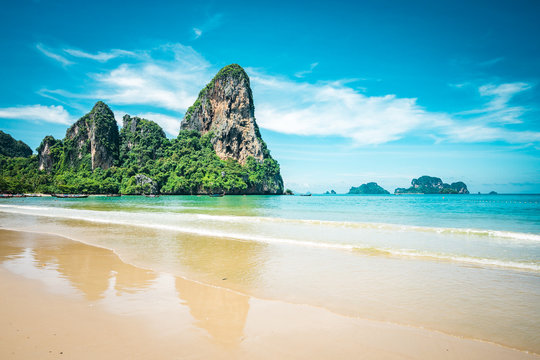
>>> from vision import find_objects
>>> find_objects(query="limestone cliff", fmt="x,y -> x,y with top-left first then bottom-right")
64,101 -> 119,170
180,64 -> 268,165
37,136 -> 62,172
180,64 -> 283,194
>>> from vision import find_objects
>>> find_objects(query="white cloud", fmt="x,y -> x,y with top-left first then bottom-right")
35,42 -> 539,146
441,124 -> 540,144
250,71 -> 443,145
478,57 -> 504,67
36,43 -> 73,66
294,62 -> 319,78
192,13 -> 224,39
250,70 -> 540,145
43,44 -> 211,112
0,105 -> 74,125
64,48 -> 136,62
479,82 -> 530,113
452,82 -> 532,127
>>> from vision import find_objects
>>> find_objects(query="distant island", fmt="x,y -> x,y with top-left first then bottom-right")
348,182 -> 390,194
325,190 -> 337,195
0,64 -> 284,195
395,176 -> 469,194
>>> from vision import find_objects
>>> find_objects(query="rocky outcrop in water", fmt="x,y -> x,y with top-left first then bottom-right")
64,101 -> 119,170
348,182 -> 389,194
395,176 -> 469,194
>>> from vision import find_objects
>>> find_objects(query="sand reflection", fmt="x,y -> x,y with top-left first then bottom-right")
173,233 -> 266,289
176,276 -> 249,347
0,229 -> 156,300
0,229 -> 251,348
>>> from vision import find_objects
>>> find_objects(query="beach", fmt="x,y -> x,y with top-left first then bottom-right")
0,195 -> 539,358
0,228 -> 537,360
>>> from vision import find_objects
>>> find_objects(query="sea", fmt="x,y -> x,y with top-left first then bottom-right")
0,194 -> 539,353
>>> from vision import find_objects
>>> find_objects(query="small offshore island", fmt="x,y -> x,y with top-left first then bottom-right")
395,176 -> 469,194
348,182 -> 390,194
0,65 -> 283,195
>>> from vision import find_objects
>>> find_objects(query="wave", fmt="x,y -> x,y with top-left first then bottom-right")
0,204 -> 539,272
1,204 -> 539,243
352,247 -> 540,271
191,213 -> 540,243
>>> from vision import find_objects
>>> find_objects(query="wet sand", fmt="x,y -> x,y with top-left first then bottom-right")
0,229 -> 538,359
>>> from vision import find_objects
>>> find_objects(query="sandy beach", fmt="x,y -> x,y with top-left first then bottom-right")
0,228 -> 537,359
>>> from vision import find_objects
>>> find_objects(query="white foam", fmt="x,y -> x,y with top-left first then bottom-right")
0,204 -> 539,272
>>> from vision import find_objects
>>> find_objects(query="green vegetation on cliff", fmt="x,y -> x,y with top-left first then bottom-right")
0,102 -> 283,195
0,130 -> 32,158
395,176 -> 469,194
348,182 -> 389,194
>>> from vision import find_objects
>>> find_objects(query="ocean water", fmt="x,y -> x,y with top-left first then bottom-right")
0,194 -> 539,352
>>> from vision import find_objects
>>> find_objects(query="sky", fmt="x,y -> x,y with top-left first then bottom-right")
0,0 -> 539,193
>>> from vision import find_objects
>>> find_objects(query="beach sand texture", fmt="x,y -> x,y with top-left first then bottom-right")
1,229 -> 538,360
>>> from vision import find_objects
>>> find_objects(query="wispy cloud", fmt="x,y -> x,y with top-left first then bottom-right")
193,28 -> 203,39
251,69 -> 539,145
192,13 -> 224,39
295,62 -> 319,78
479,57 -> 504,67
41,44 -> 210,113
36,43 -> 73,66
64,48 -> 136,62
250,70 -> 445,145
455,82 -> 532,125
35,42 -> 539,145
0,104 -> 74,124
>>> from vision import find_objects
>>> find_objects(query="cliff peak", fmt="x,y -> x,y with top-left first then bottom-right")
91,101 -> 113,115
180,64 -> 268,165
213,64 -> 250,83
0,130 -> 32,158
64,101 -> 119,170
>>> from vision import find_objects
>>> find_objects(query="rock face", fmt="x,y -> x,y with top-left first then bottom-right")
349,182 -> 390,194
37,136 -> 62,172
134,174 -> 158,194
180,64 -> 267,165
180,64 -> 284,195
395,176 -> 469,194
0,130 -> 32,158
64,101 -> 119,170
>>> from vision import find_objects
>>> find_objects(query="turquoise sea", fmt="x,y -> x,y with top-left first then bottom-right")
1,194 -> 539,352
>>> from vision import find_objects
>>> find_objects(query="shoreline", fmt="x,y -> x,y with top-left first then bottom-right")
0,228 -> 538,359
0,204 -> 538,274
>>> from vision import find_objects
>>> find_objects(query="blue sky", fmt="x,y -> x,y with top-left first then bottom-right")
0,0 -> 539,193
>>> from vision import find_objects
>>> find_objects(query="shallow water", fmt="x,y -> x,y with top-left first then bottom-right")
0,194 -> 539,352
